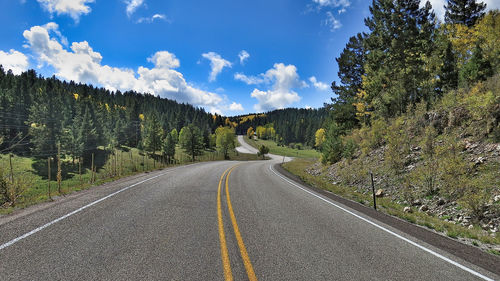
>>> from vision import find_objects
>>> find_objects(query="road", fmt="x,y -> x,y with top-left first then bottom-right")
0,136 -> 498,280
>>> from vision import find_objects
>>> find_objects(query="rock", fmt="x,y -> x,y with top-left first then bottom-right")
468,225 -> 474,230
404,207 -> 412,213
474,156 -> 486,166
437,198 -> 446,206
419,205 -> 429,212
494,195 -> 500,202
375,189 -> 384,197
412,199 -> 422,206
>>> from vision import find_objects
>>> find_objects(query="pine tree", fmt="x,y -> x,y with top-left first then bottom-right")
444,0 -> 486,27
438,41 -> 459,92
179,124 -> 204,162
459,44 -> 493,86
162,133 -> 176,164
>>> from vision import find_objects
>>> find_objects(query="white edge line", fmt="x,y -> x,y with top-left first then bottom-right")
269,165 -> 495,281
0,163 -> 198,251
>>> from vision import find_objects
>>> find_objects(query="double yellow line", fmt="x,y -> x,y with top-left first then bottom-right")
217,165 -> 257,281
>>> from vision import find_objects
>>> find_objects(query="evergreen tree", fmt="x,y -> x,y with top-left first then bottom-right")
459,44 -> 493,86
438,41 -> 459,92
363,0 -> 436,118
321,122 -> 343,164
179,124 -> 204,162
444,0 -> 486,27
162,133 -> 176,164
142,113 -> 163,158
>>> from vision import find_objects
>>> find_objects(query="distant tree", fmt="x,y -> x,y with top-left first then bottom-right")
179,124 -> 204,162
170,128 -> 179,144
215,126 -> 236,159
257,145 -> 269,159
247,126 -> 254,139
314,128 -> 326,149
444,0 -> 486,27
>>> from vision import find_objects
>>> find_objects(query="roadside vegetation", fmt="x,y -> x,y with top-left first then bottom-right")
281,1 -> 500,253
244,136 -> 320,159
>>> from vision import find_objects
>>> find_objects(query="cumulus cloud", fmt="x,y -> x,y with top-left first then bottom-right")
229,102 -> 244,112
249,63 -> 304,112
22,23 -> 231,113
137,14 -> 168,24
309,76 -> 329,91
423,0 -> 500,21
0,49 -> 29,75
238,50 -> 250,65
125,0 -> 144,17
324,11 -> 342,31
37,0 -> 94,21
201,52 -> 232,82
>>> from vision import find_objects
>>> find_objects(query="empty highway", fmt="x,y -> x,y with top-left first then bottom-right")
0,137 -> 498,280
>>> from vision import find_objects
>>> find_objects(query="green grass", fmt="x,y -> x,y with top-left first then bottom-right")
244,136 -> 320,159
282,158 -> 500,246
0,143 -> 259,214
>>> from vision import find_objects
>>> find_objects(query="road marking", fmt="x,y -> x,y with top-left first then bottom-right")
217,167 -> 234,281
225,165 -> 258,281
269,165 -> 495,281
0,163 -> 199,251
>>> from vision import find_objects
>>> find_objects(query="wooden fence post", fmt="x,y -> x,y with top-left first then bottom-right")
47,157 -> 51,200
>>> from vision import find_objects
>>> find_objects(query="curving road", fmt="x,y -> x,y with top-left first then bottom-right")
0,137 -> 498,280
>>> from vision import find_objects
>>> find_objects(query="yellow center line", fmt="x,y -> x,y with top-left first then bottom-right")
225,165 -> 258,281
217,166 -> 233,281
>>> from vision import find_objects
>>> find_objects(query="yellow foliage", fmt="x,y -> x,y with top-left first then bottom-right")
105,103 -> 110,112
139,113 -> 145,121
73,93 -> 79,100
315,128 -> 326,148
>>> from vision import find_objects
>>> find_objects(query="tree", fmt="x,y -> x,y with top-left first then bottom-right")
247,127 -> 254,139
179,124 -> 204,162
215,126 -> 236,159
330,33 -> 365,130
459,44 -> 493,86
438,41 -> 459,92
314,128 -> 326,149
321,122 -> 343,164
257,145 -> 269,159
162,132 -> 176,164
444,0 -> 486,27
170,128 -> 179,144
142,113 -> 163,160
363,0 -> 436,118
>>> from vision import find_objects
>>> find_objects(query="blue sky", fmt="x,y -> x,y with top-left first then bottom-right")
0,0 -> 498,115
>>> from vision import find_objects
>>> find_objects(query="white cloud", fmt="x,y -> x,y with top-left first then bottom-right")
312,0 -> 350,9
229,102 -> 244,112
305,105 -> 312,109
238,50 -> 250,65
324,11 -> 342,31
201,52 -> 232,82
423,0 -> 500,22
22,23 -> 234,113
234,73 -> 267,85
309,76 -> 329,91
0,49 -> 29,75
250,63 -> 303,112
125,0 -> 144,17
137,14 -> 168,24
37,0 -> 94,21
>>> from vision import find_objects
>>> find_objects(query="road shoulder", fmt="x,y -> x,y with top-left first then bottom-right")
273,163 -> 500,277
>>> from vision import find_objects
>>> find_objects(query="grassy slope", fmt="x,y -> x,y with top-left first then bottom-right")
283,159 -> 500,250
243,136 -> 321,159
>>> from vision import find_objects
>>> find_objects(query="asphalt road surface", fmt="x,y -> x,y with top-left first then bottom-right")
0,137 -> 498,280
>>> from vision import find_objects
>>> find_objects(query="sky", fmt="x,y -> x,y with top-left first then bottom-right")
0,0 -> 499,115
